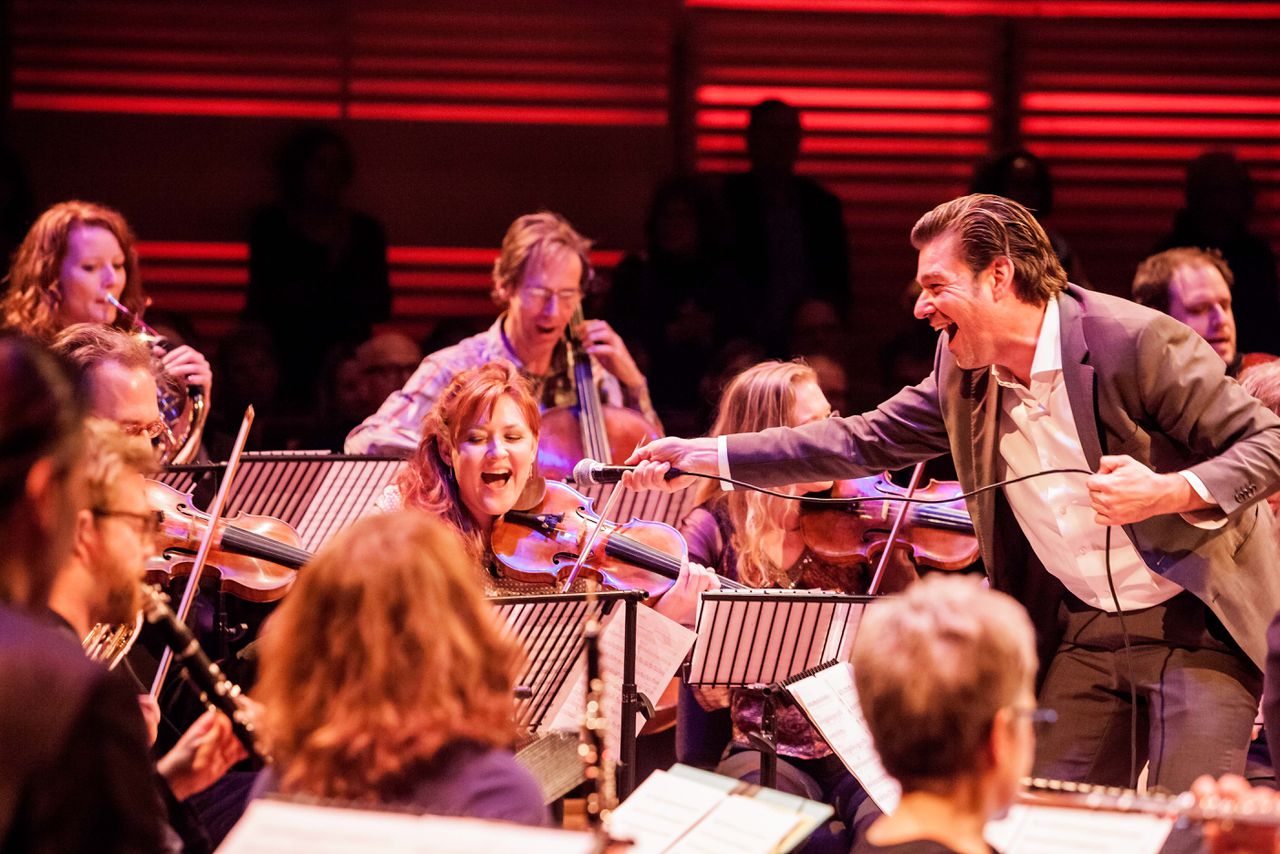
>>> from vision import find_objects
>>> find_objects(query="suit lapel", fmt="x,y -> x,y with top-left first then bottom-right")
1058,290 -> 1103,469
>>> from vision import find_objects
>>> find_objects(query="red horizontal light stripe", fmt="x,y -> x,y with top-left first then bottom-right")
699,109 -> 988,134
351,79 -> 665,103
389,247 -> 494,266
391,273 -> 490,290
14,45 -> 341,72
148,292 -> 245,313
685,0 -> 1280,17
698,84 -> 990,111
704,66 -> 986,88
1024,92 -> 1280,115
394,296 -> 507,316
353,56 -> 659,80
1028,139 -> 1280,160
1025,72 -> 1280,95
348,102 -> 666,126
1024,114 -> 1280,137
138,241 -> 248,261
13,92 -> 339,119
141,266 -> 248,285
698,133 -> 988,157
14,69 -> 339,95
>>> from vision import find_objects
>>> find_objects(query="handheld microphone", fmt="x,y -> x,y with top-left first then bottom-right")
571,458 -> 685,487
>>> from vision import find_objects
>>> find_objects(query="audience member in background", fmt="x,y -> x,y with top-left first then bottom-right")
607,176 -> 727,436
2,200 -> 213,401
1156,151 -> 1280,358
970,148 -> 1088,287
720,99 -> 851,357
850,576 -> 1038,854
347,212 -> 661,456
252,510 -> 549,825
355,331 -> 423,417
0,334 -> 165,852
1133,247 -> 1279,378
207,322 -> 294,455
678,361 -> 875,854
246,126 -> 391,409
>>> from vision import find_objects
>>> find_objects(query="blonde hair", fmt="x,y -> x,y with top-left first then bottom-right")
396,362 -> 540,557
490,211 -> 592,304
2,201 -> 144,341
853,576 -> 1037,792
695,360 -> 818,588
255,510 -> 526,803
81,418 -> 155,510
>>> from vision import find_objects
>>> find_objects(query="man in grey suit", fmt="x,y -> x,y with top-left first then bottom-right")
625,194 -> 1280,792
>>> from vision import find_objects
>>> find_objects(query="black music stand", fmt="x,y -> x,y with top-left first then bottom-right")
685,590 -> 875,790
490,589 -> 648,800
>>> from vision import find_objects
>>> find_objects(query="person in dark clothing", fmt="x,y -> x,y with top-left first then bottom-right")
0,334 -> 166,853
245,126 -> 391,407
719,99 -> 851,357
1155,151 -> 1280,359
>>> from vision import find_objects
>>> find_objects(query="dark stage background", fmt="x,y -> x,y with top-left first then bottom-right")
3,0 -> 1278,409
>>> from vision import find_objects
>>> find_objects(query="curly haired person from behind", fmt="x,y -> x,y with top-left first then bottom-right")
251,510 -> 549,825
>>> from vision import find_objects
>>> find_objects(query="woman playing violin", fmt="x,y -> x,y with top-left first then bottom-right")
346,211 -> 661,456
382,361 -> 715,624
678,359 -> 867,852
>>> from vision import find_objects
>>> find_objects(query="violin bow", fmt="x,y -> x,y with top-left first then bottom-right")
866,461 -> 924,596
150,405 -> 255,699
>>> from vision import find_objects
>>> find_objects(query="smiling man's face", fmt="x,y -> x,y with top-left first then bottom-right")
912,231 -> 1003,371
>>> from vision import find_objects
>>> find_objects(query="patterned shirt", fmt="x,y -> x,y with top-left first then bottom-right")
345,315 -> 660,456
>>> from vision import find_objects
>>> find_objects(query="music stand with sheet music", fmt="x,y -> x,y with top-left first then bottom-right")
686,590 -> 877,790
490,589 -> 648,800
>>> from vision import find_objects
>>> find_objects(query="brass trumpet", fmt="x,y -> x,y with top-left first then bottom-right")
105,293 -> 208,464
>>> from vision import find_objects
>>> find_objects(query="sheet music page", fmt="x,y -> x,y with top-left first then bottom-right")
607,768 -> 730,853
983,804 -> 1173,854
670,794 -> 804,854
785,662 -> 902,813
546,604 -> 697,754
218,798 -> 598,853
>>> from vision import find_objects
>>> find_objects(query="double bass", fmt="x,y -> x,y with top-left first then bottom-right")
537,306 -> 660,481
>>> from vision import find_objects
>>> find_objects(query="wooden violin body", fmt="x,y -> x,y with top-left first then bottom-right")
146,479 -> 310,603
799,472 -> 979,593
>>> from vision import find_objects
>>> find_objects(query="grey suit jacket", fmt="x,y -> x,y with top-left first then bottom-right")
726,285 -> 1280,670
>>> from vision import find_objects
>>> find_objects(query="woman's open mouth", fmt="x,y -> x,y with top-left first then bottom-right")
480,470 -> 512,488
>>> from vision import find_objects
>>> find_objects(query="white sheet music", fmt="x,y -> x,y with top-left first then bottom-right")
784,662 -> 902,813
217,798 -> 598,853
983,804 -> 1174,854
547,603 -> 696,755
607,768 -> 811,854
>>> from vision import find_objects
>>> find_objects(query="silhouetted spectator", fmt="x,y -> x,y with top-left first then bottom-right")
971,148 -> 1088,287
719,99 -> 851,356
245,126 -> 391,409
607,176 -> 728,436
1156,151 -> 1280,357
354,331 -> 422,420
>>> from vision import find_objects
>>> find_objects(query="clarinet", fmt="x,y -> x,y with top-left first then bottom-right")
140,584 -> 268,762
579,612 -> 616,826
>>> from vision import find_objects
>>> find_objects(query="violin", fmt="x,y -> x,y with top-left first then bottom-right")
491,480 -> 747,598
537,305 -> 660,481
145,478 -> 310,603
799,472 -> 979,593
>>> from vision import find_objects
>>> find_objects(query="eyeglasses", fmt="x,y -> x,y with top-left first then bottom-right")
520,287 -> 582,308
1008,705 -> 1058,726
119,419 -> 167,441
91,507 -> 164,538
